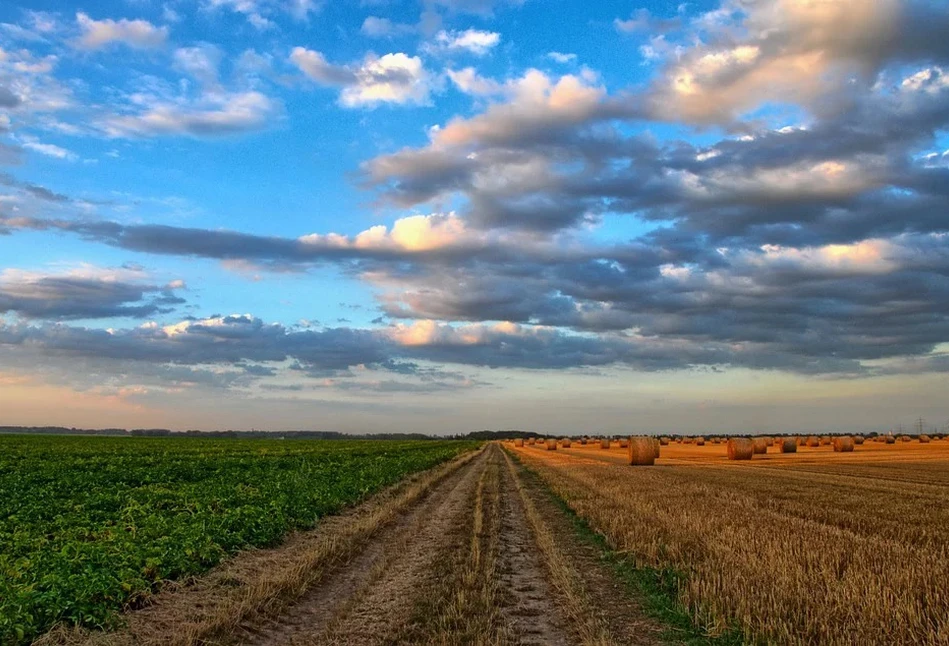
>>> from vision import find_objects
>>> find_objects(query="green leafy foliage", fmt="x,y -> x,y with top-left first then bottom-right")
0,435 -> 475,644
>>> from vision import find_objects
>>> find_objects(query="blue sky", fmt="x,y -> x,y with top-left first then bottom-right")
0,0 -> 948,434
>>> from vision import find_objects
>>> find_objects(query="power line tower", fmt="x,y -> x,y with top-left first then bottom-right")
916,417 -> 925,436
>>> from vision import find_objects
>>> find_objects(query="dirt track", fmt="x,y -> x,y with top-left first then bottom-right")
48,443 -> 665,646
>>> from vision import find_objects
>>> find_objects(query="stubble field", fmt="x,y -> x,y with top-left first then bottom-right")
511,438 -> 949,645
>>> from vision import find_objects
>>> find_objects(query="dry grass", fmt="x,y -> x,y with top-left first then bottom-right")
511,441 -> 949,645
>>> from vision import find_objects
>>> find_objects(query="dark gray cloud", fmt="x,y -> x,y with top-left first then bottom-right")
0,274 -> 185,320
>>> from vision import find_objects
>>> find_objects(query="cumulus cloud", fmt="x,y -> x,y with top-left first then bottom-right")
74,12 -> 168,50
637,0 -> 949,124
291,47 -> 434,107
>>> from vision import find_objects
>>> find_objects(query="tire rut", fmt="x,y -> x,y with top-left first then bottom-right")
232,446 -> 492,646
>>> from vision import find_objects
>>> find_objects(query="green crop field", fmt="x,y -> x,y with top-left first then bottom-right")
0,435 -> 477,644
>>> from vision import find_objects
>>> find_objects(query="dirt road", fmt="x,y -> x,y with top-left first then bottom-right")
51,443 -> 665,646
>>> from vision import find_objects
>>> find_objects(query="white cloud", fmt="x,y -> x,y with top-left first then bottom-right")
22,140 -> 76,160
74,12 -> 168,50
291,48 -> 434,107
429,29 -> 500,56
546,52 -> 577,64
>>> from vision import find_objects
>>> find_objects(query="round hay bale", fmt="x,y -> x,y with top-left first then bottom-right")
682,437 -> 693,444
514,438 -> 524,447
600,438 -> 610,449
805,436 -> 820,447
619,438 -> 629,448
561,438 -> 572,448
833,436 -> 855,452
777,437 -> 797,453
650,437 -> 661,458
919,435 -> 931,443
819,436 -> 831,446
579,438 -> 587,445
545,439 -> 557,451
853,436 -> 864,445
884,435 -> 896,444
695,437 -> 706,446
752,437 -> 768,454
526,438 -> 535,446
628,437 -> 656,466
659,437 -> 670,446
900,435 -> 912,443
727,438 -> 754,460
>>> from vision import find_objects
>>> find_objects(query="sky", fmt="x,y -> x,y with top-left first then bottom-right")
0,0 -> 947,435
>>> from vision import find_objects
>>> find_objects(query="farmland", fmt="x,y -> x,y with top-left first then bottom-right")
9,434 -> 949,646
511,438 -> 949,645
0,435 -> 476,645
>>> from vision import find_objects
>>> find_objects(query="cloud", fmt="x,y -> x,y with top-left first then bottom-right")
21,140 -> 76,161
291,48 -> 434,107
74,12 -> 168,50
546,52 -> 576,64
172,44 -> 223,88
0,267 -> 185,320
203,0 -> 321,29
639,0 -> 949,124
0,85 -> 21,108
428,29 -> 500,56
361,16 -> 416,38
98,90 -> 277,138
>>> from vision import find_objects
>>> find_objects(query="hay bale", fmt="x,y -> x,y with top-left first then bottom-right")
561,438 -> 572,448
833,436 -> 855,452
526,438 -> 535,446
579,438 -> 587,445
682,437 -> 693,444
727,438 -> 754,460
901,435 -> 912,443
853,436 -> 864,445
514,438 -> 524,447
619,438 -> 629,448
777,437 -> 797,453
695,437 -> 706,446
628,437 -> 656,466
600,439 -> 610,449
659,437 -> 670,446
885,435 -> 896,444
805,436 -> 820,447
752,437 -> 769,454
919,435 -> 931,443
546,439 -> 557,451
819,436 -> 831,446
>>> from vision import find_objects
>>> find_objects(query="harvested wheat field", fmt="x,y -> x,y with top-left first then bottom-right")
511,438 -> 949,645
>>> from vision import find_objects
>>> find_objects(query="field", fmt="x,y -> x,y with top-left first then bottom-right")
511,438 -> 949,645
9,434 -> 949,646
0,435 -> 475,645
